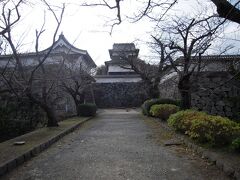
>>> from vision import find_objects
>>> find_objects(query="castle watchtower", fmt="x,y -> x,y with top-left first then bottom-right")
93,43 -> 147,108
105,43 -> 139,75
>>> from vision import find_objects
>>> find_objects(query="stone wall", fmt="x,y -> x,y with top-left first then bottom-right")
159,76 -> 180,99
55,93 -> 77,118
93,82 -> 149,108
191,72 -> 240,120
159,72 -> 240,120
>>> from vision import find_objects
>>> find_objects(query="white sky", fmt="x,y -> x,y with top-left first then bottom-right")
3,0 -> 240,65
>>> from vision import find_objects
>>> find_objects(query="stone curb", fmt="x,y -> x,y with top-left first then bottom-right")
157,120 -> 240,180
0,117 -> 92,177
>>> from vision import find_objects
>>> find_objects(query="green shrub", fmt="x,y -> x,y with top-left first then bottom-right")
150,104 -> 180,120
78,103 -> 97,117
168,110 -> 240,146
187,115 -> 240,146
141,98 -> 159,116
141,98 -> 181,116
168,110 -> 206,133
231,137 -> 240,152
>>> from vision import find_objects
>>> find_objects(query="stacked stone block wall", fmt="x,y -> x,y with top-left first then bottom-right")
93,82 -> 149,108
159,76 -> 180,99
159,72 -> 240,120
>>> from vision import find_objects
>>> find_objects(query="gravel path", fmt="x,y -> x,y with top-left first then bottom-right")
2,109 -> 230,180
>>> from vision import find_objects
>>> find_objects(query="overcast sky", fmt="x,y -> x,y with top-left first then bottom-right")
3,0 -> 240,65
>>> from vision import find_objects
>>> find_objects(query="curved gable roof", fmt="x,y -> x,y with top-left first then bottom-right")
41,34 -> 96,68
0,34 -> 96,68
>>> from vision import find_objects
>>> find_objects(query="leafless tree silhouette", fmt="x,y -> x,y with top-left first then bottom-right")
0,0 -> 65,127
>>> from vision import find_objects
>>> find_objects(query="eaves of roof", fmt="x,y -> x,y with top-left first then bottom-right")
0,34 -> 97,68
178,55 -> 240,61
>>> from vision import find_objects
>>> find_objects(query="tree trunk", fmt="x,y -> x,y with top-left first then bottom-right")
178,75 -> 191,109
147,81 -> 160,98
179,89 -> 191,109
79,93 -> 85,104
26,92 -> 58,127
76,100 -> 81,116
151,84 -> 160,98
42,104 -> 59,127
211,0 -> 240,24
73,93 -> 85,116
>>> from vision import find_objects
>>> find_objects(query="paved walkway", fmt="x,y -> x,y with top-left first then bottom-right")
2,109 -> 229,180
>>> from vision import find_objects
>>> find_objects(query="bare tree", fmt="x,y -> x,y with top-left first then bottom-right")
211,0 -> 240,24
60,62 -> 95,116
80,0 -> 177,33
80,0 -> 240,30
0,0 -> 23,36
158,15 -> 224,109
116,41 -> 172,98
0,1 -> 65,127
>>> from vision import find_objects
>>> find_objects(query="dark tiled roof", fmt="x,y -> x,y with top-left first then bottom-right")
179,55 -> 240,61
105,60 -> 129,65
112,43 -> 136,51
95,74 -> 140,78
0,34 -> 97,68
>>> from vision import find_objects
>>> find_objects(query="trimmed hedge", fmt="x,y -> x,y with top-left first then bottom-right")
168,110 -> 207,133
168,110 -> 240,146
150,104 -> 180,120
78,103 -> 97,117
188,115 -> 240,145
141,98 -> 181,116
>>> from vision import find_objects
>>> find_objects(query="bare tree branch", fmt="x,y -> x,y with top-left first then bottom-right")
211,0 -> 240,24
0,1 -> 66,127
0,0 -> 23,36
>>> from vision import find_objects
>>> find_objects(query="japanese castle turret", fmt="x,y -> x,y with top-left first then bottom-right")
95,43 -> 141,83
105,43 -> 139,75
93,43 -> 148,108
